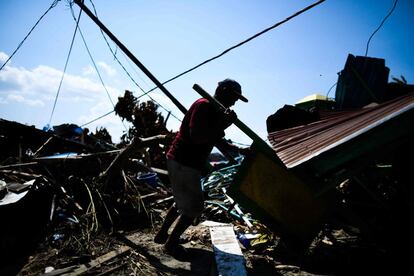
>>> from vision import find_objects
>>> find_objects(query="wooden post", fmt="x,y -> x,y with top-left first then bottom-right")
193,84 -> 286,167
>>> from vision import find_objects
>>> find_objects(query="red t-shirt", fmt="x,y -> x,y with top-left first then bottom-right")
167,98 -> 225,170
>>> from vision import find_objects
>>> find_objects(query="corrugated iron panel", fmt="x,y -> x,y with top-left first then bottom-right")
268,93 -> 414,168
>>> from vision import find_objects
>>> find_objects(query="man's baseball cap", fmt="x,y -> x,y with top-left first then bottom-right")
218,79 -> 248,102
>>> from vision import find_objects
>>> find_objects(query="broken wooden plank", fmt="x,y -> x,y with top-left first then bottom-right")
42,265 -> 78,276
150,167 -> 168,175
0,169 -> 41,179
6,182 -> 32,193
95,263 -> 127,276
138,192 -> 158,200
151,195 -> 173,206
66,245 -> 130,275
209,224 -> 247,276
33,136 -> 54,157
0,162 -> 38,170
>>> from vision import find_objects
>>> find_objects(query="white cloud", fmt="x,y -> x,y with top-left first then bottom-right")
82,65 -> 95,76
7,94 -> 44,107
0,64 -> 120,103
81,62 -> 117,78
0,51 -> 9,64
0,62 -> 126,140
97,61 -> 117,77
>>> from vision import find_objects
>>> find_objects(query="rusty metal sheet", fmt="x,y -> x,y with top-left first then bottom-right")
268,93 -> 414,168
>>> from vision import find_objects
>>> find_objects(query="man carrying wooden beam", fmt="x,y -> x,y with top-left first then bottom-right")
154,79 -> 249,259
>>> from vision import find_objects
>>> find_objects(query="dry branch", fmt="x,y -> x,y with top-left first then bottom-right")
101,135 -> 166,185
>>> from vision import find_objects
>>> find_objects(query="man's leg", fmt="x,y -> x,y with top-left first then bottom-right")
154,204 -> 180,244
164,214 -> 193,256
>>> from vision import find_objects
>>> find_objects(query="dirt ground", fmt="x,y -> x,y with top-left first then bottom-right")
121,221 -> 410,276
122,225 -> 214,275
111,222 -> 307,276
9,206 -> 411,276
10,209 -> 309,275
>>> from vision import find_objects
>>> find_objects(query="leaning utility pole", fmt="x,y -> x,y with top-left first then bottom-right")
73,0 -> 237,163
74,0 -> 186,114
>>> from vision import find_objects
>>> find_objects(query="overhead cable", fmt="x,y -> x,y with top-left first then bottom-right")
144,0 -> 326,95
365,0 -> 398,57
80,110 -> 114,128
76,0 -> 182,125
0,0 -> 61,71
88,0 -> 147,93
48,3 -> 81,125
78,0 -> 183,129
88,0 -> 181,117
326,81 -> 337,98
78,0 -> 325,128
69,3 -> 128,132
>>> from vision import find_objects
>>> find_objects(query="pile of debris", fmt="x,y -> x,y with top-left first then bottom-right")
0,115 -> 276,275
0,92 -> 179,274
2,56 -> 414,275
0,116 -> 169,272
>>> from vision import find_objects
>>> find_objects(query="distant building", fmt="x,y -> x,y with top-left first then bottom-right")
295,93 -> 335,111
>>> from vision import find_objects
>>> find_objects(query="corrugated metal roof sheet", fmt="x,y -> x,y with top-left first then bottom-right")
268,93 -> 414,168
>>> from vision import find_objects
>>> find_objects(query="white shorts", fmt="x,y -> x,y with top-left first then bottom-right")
167,159 -> 204,218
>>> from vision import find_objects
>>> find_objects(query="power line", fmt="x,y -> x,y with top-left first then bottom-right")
79,0 -> 182,123
48,3 -> 81,125
80,110 -> 115,127
144,0 -> 326,95
79,0 -> 325,128
326,81 -> 337,98
88,0 -> 147,93
68,3 -> 128,132
69,3 -> 115,108
0,0 -> 61,71
365,0 -> 398,57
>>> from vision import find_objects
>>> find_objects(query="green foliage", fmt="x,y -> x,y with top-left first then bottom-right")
115,90 -> 169,144
114,90 -> 174,168
90,126 -> 113,144
115,90 -> 137,122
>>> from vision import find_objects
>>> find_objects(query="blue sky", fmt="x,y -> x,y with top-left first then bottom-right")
1,0 -> 413,145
